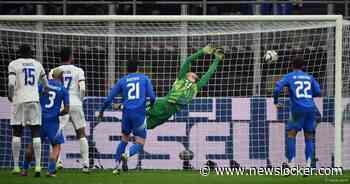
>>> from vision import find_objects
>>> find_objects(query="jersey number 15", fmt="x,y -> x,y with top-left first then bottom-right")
23,68 -> 35,86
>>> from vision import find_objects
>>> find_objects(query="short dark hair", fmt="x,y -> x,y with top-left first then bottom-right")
60,47 -> 72,62
18,44 -> 32,58
127,58 -> 138,73
292,55 -> 306,69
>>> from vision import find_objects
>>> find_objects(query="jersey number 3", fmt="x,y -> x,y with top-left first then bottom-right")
127,82 -> 140,100
45,91 -> 56,108
294,81 -> 312,98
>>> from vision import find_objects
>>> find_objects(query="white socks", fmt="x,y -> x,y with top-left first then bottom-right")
79,137 -> 89,167
306,159 -> 311,168
288,158 -> 295,168
32,137 -> 41,168
115,161 -> 120,169
12,136 -> 21,168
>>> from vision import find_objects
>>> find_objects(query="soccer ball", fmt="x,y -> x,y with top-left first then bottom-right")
264,50 -> 278,63
179,149 -> 194,161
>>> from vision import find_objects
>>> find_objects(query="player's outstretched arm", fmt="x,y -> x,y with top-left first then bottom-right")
146,77 -> 156,106
273,75 -> 288,106
78,69 -> 86,101
79,80 -> 86,101
39,64 -> 51,92
98,80 -> 121,118
311,77 -> 321,97
7,64 -> 16,102
60,88 -> 70,116
197,48 -> 224,89
178,45 -> 215,79
60,105 -> 70,116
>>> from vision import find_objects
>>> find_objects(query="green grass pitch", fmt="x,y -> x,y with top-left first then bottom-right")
0,169 -> 349,184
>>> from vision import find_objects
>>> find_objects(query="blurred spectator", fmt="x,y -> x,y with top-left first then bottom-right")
117,5 -> 133,15
190,4 -> 203,15
152,9 -> 160,15
261,0 -> 303,15
0,4 -> 36,15
239,0 -> 253,15
208,5 -> 219,15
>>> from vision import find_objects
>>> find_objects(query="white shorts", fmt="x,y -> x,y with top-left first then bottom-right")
10,102 -> 41,126
68,106 -> 86,130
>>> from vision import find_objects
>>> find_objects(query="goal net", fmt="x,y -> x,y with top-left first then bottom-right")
0,15 -> 349,170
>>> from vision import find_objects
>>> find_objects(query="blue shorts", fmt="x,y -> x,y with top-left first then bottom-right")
41,117 -> 64,145
287,109 -> 316,133
122,109 -> 147,139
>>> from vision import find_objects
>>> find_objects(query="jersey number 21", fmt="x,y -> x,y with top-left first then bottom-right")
127,82 -> 140,100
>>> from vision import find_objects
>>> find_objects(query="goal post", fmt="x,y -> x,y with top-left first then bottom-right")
0,15 -> 347,169
334,16 -> 343,168
0,15 -> 344,21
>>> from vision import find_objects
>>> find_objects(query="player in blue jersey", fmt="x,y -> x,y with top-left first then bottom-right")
22,68 -> 70,177
97,58 -> 156,175
273,56 -> 321,169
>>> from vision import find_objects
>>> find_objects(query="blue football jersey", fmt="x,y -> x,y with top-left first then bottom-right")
273,70 -> 321,111
101,73 -> 156,111
39,79 -> 69,120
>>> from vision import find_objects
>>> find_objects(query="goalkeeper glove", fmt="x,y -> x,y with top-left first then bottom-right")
97,111 -> 103,121
112,103 -> 123,110
203,44 -> 216,55
214,48 -> 225,61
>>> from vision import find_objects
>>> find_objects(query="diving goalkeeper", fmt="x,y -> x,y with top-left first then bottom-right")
114,45 -> 224,129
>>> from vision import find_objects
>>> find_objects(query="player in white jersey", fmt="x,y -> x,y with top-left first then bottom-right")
8,45 -> 49,177
49,47 -> 89,173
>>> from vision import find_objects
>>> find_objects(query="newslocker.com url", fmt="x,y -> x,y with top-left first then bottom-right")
199,165 -> 343,176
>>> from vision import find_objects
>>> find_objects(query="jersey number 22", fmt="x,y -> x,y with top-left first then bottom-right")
295,81 -> 312,98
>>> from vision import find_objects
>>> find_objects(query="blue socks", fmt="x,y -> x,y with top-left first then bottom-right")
48,160 -> 56,174
23,160 -> 30,170
115,141 -> 128,162
305,137 -> 314,162
129,143 -> 143,157
287,137 -> 296,162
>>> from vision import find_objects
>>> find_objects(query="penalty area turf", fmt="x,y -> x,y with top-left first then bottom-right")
0,169 -> 349,184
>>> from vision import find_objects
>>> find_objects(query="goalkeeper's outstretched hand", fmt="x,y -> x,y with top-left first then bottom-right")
112,103 -> 123,111
97,111 -> 103,122
214,48 -> 225,61
203,44 -> 216,55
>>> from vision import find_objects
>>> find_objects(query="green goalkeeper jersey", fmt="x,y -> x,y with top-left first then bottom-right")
167,78 -> 199,105
166,48 -> 221,105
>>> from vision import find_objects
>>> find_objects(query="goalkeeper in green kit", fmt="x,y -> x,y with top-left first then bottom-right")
113,45 -> 224,129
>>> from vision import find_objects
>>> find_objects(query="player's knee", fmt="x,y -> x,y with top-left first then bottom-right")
30,125 -> 41,138
287,130 -> 297,138
76,128 -> 86,138
121,134 -> 130,142
25,144 -> 34,161
134,128 -> 147,144
12,125 -> 23,137
135,137 -> 145,145
304,131 -> 315,139
50,145 -> 60,161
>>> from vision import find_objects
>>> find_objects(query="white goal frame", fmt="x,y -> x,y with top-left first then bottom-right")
0,15 -> 344,167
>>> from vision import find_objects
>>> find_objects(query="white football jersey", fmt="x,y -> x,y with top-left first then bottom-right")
50,64 -> 85,106
8,58 -> 46,104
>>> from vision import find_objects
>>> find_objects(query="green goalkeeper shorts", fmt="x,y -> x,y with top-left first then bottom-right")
146,99 -> 181,129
